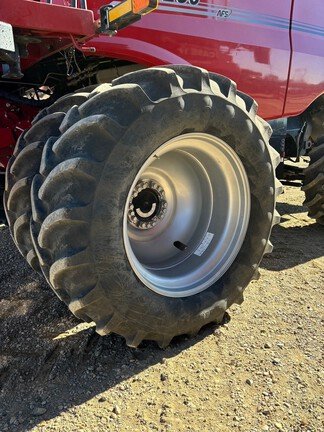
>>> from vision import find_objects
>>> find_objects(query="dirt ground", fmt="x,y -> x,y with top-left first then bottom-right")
0,185 -> 323,432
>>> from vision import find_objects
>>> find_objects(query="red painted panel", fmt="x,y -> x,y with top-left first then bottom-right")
3,1 -> 323,120
86,0 -> 292,119
284,0 -> 324,116
0,0 -> 96,36
0,99 -> 38,168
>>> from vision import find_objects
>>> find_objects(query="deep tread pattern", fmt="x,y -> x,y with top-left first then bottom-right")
25,66 -> 281,348
4,90 -> 93,271
78,86 -> 149,126
50,258 -> 96,298
208,71 -> 236,102
38,158 -> 100,211
32,92 -> 89,125
302,140 -> 324,225
53,115 -> 123,163
125,331 -> 148,348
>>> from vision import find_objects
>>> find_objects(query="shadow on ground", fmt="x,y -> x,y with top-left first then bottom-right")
276,199 -> 306,216
0,227 -> 229,431
261,202 -> 323,272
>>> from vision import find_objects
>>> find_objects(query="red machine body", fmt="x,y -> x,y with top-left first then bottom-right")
0,0 -> 324,166
0,99 -> 38,159
87,0 -> 324,119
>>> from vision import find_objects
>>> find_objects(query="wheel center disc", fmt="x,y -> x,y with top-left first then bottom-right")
128,179 -> 167,229
123,133 -> 251,297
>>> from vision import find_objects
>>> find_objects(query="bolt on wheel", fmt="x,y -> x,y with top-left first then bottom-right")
123,132 -> 251,297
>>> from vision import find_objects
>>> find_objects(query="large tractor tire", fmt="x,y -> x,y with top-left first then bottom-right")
302,137 -> 324,225
4,88 -> 104,271
6,66 -> 281,347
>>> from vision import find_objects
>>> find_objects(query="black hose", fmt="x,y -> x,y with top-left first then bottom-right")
0,90 -> 54,108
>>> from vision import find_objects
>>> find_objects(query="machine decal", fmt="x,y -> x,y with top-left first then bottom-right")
158,2 -> 324,36
164,0 -> 202,6
160,1 -> 233,18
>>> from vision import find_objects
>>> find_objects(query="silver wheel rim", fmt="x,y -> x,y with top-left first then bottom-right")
123,133 -> 251,297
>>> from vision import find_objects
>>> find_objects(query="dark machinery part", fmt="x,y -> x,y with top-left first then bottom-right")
269,104 -> 322,184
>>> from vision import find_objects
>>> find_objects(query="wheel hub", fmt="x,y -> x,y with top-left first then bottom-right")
128,179 -> 167,229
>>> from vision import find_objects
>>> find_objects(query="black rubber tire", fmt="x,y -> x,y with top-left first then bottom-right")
3,88 -> 104,271
302,137 -> 324,225
27,66 -> 280,347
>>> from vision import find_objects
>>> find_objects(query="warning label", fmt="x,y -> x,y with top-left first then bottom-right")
194,232 -> 214,256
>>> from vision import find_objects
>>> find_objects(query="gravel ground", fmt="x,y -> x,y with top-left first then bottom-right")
0,185 -> 323,432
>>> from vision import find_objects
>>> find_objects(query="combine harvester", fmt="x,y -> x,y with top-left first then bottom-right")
0,0 -> 323,346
